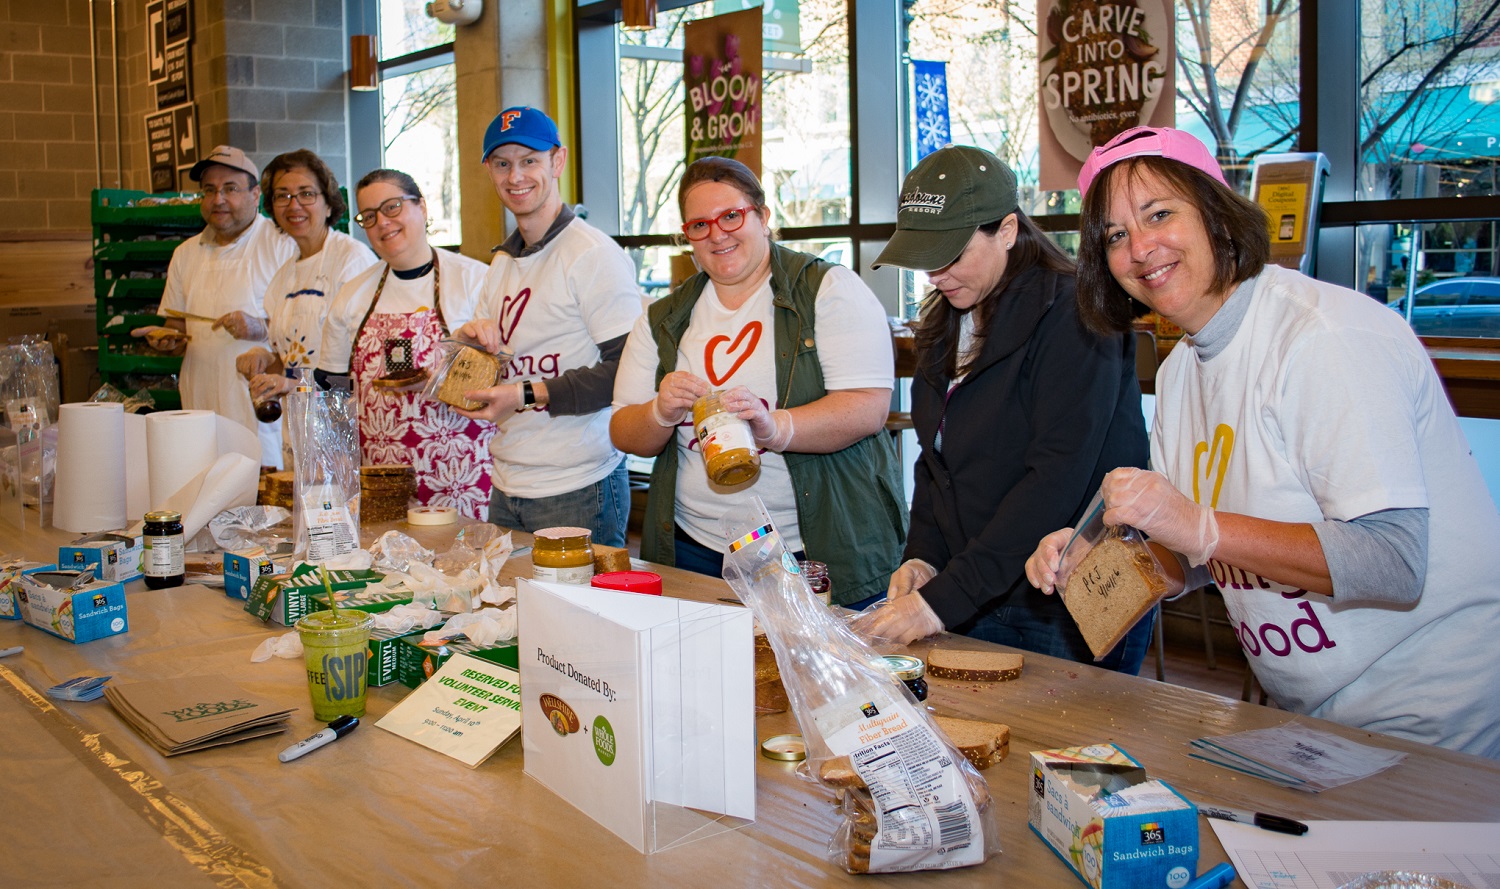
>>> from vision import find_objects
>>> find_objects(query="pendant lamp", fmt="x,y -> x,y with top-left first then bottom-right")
622,0 -> 656,30
350,34 -> 378,91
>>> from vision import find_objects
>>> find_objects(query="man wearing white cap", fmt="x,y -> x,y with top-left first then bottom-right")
147,145 -> 295,466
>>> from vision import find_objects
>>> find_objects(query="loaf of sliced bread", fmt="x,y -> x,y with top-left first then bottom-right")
931,715 -> 1010,770
436,346 -> 501,411
1062,536 -> 1167,659
926,648 -> 1024,682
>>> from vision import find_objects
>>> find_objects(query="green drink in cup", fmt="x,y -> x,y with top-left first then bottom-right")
296,610 -> 374,721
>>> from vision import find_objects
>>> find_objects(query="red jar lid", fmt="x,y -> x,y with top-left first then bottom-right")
591,571 -> 663,596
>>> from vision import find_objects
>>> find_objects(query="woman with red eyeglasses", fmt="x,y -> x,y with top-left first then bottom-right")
611,156 -> 907,604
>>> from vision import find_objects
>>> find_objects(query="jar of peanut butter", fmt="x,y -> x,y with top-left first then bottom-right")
692,391 -> 761,486
532,527 -> 595,585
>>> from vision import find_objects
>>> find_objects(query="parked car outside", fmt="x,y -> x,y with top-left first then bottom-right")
1387,277 -> 1500,338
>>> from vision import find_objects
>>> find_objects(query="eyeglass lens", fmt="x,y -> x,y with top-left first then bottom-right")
355,195 -> 416,228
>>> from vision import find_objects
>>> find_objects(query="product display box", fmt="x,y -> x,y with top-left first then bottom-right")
0,561 -> 55,621
368,626 -> 427,688
312,587 -> 412,614
223,550 -> 278,602
396,635 -> 519,689
1029,744 -> 1198,889
57,532 -> 144,582
244,565 -> 384,626
15,570 -> 129,643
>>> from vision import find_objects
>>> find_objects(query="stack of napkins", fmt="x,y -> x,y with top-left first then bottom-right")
1189,720 -> 1406,791
48,675 -> 111,701
104,675 -> 295,755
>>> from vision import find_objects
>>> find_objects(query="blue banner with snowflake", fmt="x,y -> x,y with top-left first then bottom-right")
912,60 -> 950,161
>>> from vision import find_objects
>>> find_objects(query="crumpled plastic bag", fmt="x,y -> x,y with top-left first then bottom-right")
251,631 -> 303,662
370,603 -> 445,635
370,561 -> 480,614
323,548 -> 373,570
369,530 -> 434,573
210,505 -> 293,555
423,607 -> 517,648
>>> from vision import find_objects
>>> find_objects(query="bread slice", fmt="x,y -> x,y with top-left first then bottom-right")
931,715 -> 1010,770
818,755 -> 866,789
1062,536 -> 1167,659
926,648 -> 1024,682
436,347 -> 501,411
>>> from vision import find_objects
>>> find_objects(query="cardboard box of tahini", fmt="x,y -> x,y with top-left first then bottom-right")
15,570 -> 129,643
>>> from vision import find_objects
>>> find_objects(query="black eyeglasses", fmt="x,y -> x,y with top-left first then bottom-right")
272,189 -> 323,207
682,207 -> 754,241
354,195 -> 419,228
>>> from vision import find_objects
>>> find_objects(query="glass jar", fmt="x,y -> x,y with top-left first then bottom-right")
799,559 -> 832,606
142,509 -> 185,589
882,654 -> 928,702
692,391 -> 761,486
254,397 -> 283,423
532,527 -> 595,585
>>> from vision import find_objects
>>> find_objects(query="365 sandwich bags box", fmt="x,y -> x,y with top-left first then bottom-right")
15,570 -> 128,643
223,550 -> 277,602
57,533 -> 144,582
1028,744 -> 1197,889
0,561 -> 55,620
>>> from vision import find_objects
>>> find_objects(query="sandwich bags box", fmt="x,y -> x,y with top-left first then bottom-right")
0,561 -> 55,620
16,570 -> 129,643
1029,744 -> 1197,889
223,550 -> 277,601
57,533 -> 144,582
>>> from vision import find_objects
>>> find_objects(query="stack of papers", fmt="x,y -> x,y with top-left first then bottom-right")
1189,721 -> 1406,791
48,675 -> 111,701
104,675 -> 295,756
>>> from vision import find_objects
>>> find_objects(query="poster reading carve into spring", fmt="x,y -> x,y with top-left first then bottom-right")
1038,0 -> 1175,192
684,7 -> 763,177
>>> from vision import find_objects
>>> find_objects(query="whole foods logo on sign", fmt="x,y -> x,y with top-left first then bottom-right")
1038,0 -> 1175,192
685,7 -> 763,177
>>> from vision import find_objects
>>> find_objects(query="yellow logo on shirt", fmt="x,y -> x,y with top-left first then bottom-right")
1192,424 -> 1234,508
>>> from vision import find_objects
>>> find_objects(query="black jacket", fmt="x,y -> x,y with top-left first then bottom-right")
906,266 -> 1148,631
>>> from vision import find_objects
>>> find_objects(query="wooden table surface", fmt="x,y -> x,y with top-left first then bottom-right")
4,510 -> 1498,888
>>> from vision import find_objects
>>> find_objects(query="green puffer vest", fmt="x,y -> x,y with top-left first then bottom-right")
640,243 -> 908,604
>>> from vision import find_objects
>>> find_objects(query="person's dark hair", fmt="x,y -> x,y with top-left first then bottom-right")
356,168 -> 424,204
676,156 -> 774,246
1076,156 -> 1269,335
913,210 -> 1077,378
261,148 -> 347,228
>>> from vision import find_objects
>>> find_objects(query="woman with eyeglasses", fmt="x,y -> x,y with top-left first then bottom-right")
316,169 -> 494,518
611,156 -> 907,603
236,149 -> 377,456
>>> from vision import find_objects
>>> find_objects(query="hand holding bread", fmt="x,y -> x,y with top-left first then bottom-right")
1025,527 -> 1074,594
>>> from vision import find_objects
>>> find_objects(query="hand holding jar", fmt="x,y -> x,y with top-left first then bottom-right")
651,369 -> 709,427
719,385 -> 793,452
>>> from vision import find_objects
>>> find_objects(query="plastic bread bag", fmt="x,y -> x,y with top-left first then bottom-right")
1055,487 -> 1169,661
421,339 -> 512,411
285,387 -> 361,564
721,498 -> 998,875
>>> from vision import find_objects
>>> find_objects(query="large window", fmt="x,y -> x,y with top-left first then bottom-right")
378,2 -> 460,245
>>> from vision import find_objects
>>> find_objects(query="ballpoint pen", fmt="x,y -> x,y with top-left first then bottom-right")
1196,801 -> 1309,835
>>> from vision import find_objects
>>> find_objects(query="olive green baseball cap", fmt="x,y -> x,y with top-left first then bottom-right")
872,146 -> 1019,271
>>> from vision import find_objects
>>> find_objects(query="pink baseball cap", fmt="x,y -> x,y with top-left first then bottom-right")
1076,127 -> 1227,197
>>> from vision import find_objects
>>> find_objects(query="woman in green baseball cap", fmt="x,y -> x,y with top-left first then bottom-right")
857,145 -> 1153,673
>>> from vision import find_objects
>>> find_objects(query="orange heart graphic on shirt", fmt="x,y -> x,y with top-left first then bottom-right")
704,321 -> 762,386
499,288 -> 531,345
1192,423 -> 1235,509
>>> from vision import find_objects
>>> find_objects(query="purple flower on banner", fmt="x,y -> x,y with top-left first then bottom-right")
725,33 -> 740,59
689,54 -> 705,78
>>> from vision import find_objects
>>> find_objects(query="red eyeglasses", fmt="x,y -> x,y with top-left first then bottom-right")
681,206 -> 755,241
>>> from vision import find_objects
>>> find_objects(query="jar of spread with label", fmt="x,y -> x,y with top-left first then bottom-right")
693,391 -> 760,486
142,509 -> 185,589
532,527 -> 595,585
799,560 -> 832,606
882,654 -> 928,702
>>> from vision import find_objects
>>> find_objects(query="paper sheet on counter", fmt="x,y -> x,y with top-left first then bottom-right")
1210,819 -> 1500,888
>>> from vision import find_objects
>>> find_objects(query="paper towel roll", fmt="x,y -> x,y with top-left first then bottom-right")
123,413 -> 149,519
146,410 -> 220,506
53,402 -> 127,532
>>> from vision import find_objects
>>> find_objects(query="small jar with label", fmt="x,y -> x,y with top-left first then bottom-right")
882,654 -> 928,702
142,509 -> 185,589
692,391 -> 761,486
532,527 -> 595,585
799,559 -> 832,606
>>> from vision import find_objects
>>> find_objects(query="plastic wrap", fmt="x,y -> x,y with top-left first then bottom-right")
421,340 -> 511,411
721,498 -> 999,875
1055,489 -> 1168,660
285,388 -> 360,563
0,337 -> 60,425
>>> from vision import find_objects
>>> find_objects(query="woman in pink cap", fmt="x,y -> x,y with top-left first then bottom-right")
1026,127 -> 1500,758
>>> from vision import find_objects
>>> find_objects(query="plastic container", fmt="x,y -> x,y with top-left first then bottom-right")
692,391 -> 760,486
591,570 -> 663,596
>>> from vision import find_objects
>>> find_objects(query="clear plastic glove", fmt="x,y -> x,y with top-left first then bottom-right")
212,311 -> 267,341
850,593 -> 944,645
886,558 -> 937,600
236,347 -> 275,379
719,385 -> 783,443
1102,467 -> 1219,567
132,325 -> 187,353
1024,527 -> 1074,595
453,382 -> 523,423
249,373 -> 293,403
652,370 -> 709,427
454,318 -> 503,355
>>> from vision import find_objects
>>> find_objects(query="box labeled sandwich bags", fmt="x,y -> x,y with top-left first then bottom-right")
57,533 -> 144,582
0,561 -> 55,620
1028,744 -> 1197,889
16,571 -> 129,643
223,550 -> 277,601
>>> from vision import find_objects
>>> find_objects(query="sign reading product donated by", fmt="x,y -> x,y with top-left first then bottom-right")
518,578 -> 756,854
1037,0 -> 1176,191
684,7 -> 764,177
376,652 -> 522,768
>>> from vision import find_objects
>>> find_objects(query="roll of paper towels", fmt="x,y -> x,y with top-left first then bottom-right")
53,402 -> 127,532
146,410 -> 220,506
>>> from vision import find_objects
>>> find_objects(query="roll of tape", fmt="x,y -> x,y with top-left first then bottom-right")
406,506 -> 458,526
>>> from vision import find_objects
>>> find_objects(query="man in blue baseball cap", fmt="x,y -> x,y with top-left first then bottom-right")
451,106 -> 643,548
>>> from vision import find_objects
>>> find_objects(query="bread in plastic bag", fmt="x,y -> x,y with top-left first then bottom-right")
423,340 -> 512,411
285,387 -> 361,564
1056,488 -> 1168,660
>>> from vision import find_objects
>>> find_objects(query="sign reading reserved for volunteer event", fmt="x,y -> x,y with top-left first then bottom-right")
377,652 -> 522,768
518,578 -> 755,854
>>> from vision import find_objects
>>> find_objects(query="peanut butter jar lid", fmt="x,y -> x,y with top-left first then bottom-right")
760,734 -> 806,762
534,526 -> 592,541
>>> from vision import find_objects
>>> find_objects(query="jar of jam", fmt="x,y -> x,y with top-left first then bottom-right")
799,559 -> 832,606
692,391 -> 760,486
532,527 -> 595,585
254,397 -> 283,423
882,654 -> 928,702
142,509 -> 185,589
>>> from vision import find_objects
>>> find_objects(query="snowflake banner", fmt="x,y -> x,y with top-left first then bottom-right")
912,60 -> 950,161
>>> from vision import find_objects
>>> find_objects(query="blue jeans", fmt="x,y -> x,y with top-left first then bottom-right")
963,593 -> 1155,675
487,461 -> 629,548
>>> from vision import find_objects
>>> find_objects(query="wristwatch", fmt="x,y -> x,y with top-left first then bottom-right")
521,379 -> 537,409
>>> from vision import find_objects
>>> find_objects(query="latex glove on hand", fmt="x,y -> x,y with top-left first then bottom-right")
651,370 -> 709,427
249,373 -> 293,403
212,311 -> 267,341
1101,467 -> 1219,566
886,558 -> 937,601
453,382 -> 525,424
851,593 -> 944,646
455,318 -> 503,355
1024,528 -> 1074,595
236,347 -> 275,379
132,325 -> 187,354
720,385 -> 793,452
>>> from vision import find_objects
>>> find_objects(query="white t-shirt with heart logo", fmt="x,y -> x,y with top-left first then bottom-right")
614,264 -> 893,552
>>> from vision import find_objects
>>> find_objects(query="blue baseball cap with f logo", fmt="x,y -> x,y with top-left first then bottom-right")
482,106 -> 562,161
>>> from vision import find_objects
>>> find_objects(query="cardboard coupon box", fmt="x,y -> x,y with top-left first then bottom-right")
517,577 -> 756,854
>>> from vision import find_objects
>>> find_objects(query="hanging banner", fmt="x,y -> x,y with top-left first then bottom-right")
1038,0 -> 1175,192
911,60 -> 951,161
712,0 -> 801,55
684,7 -> 763,177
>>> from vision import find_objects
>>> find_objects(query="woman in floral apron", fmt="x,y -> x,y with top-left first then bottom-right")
317,169 -> 494,519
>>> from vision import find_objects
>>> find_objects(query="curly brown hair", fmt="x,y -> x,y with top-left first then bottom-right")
260,148 -> 348,229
